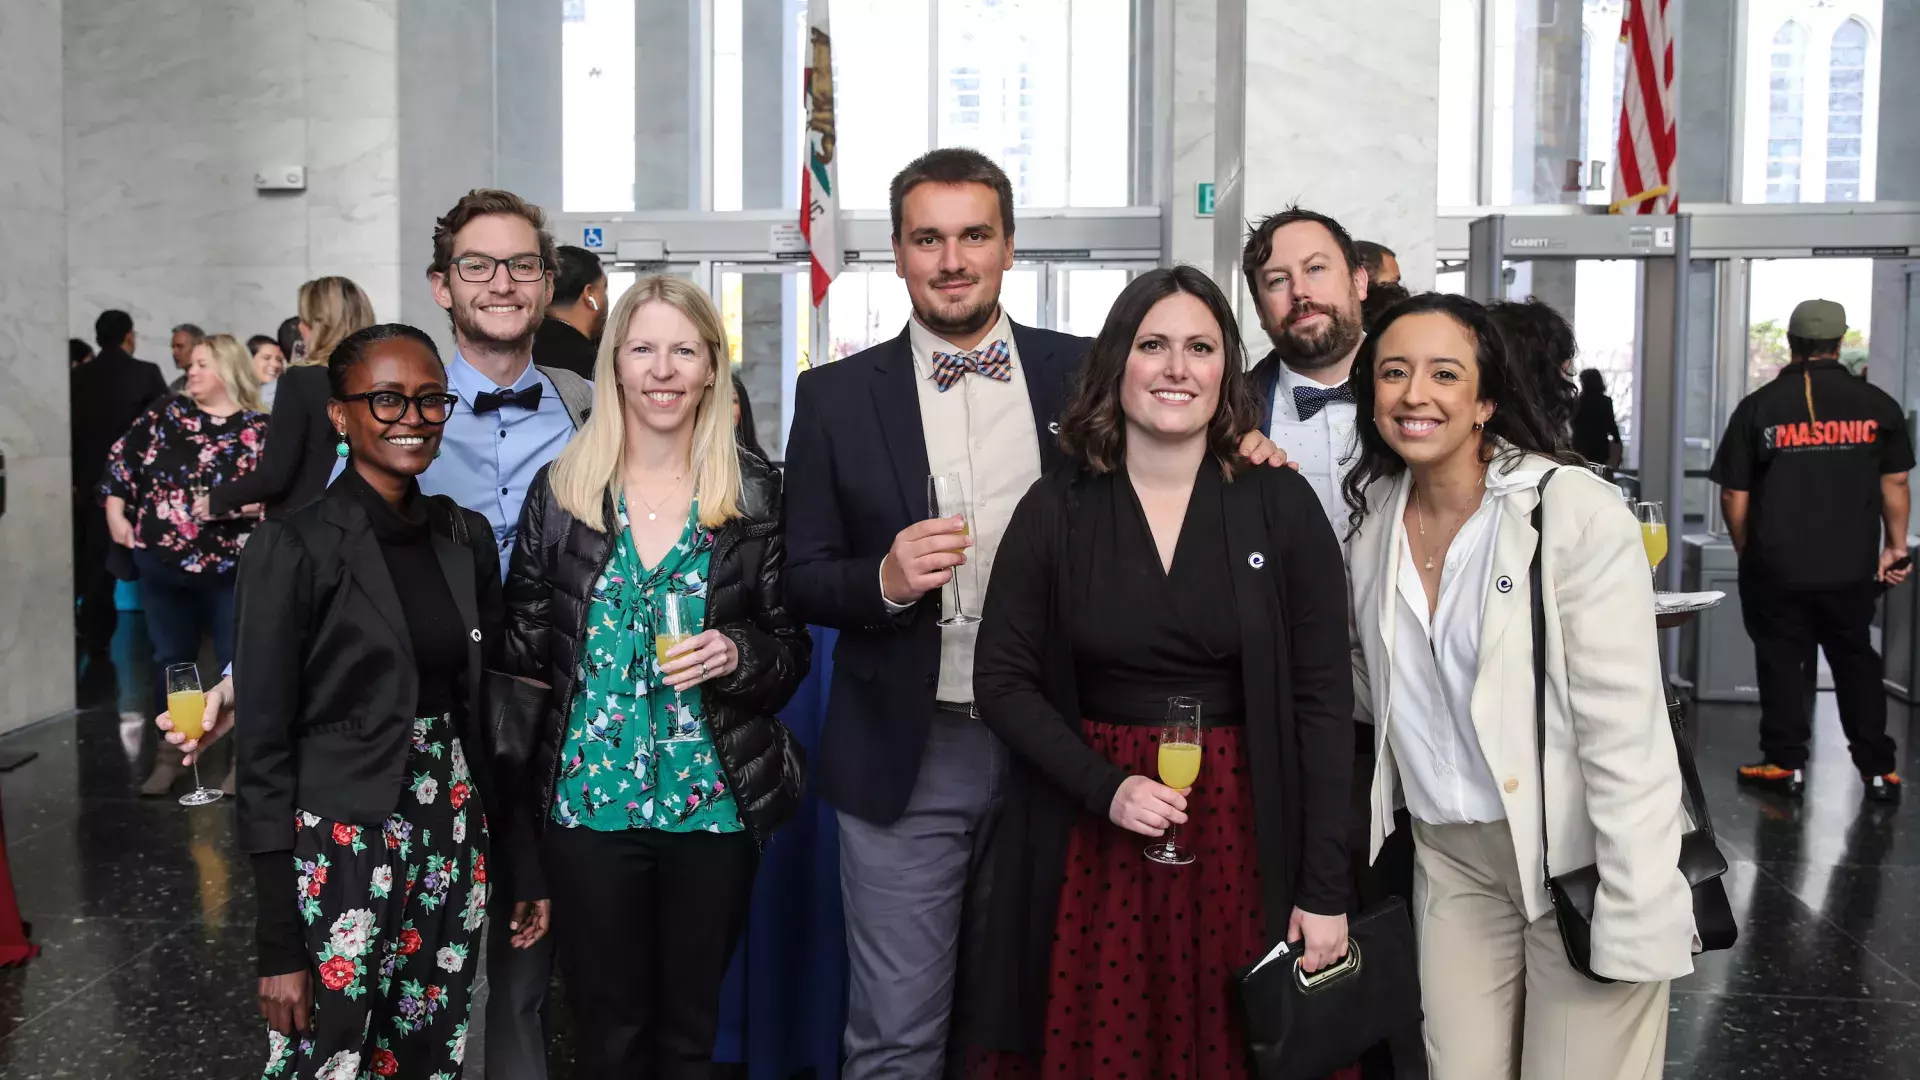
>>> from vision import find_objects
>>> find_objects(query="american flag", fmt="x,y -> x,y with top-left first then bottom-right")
1611,0 -> 1676,215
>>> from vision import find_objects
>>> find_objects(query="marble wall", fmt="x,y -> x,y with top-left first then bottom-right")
1213,0 -> 1440,338
64,0 -> 402,360
1169,0 -> 1215,270
0,0 -> 74,731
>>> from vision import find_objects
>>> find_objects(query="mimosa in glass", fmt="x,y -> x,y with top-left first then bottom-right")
927,473 -> 979,626
1144,696 -> 1202,866
166,663 -> 223,806
657,592 -> 699,740
1637,500 -> 1668,585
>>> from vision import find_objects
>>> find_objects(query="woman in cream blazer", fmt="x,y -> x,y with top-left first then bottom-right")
1342,294 -> 1696,1080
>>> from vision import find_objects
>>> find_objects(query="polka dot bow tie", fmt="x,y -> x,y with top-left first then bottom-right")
1292,382 -> 1354,421
930,340 -> 1013,392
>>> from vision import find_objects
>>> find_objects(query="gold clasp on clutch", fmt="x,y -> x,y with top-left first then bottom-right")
1293,941 -> 1362,991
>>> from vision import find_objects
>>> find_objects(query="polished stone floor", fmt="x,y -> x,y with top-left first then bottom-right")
0,621 -> 1915,1078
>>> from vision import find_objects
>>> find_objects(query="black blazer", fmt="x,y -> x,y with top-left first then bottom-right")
212,364 -> 337,517
782,321 -> 1086,825
232,477 -> 534,893
962,464 -> 1354,1052
69,347 -> 167,495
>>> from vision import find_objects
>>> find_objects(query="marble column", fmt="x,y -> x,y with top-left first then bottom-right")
0,0 -> 73,730
1213,0 -> 1440,338
496,0 -> 564,214
1169,0 -> 1215,270
398,0 -> 496,355
635,0 -> 698,210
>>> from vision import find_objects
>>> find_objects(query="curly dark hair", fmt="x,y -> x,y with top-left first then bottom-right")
327,323 -> 445,398
1487,297 -> 1578,450
1058,266 -> 1260,479
1340,293 -> 1580,537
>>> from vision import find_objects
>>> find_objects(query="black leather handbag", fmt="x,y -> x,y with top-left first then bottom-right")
1234,897 -> 1424,1079
1529,472 -> 1738,985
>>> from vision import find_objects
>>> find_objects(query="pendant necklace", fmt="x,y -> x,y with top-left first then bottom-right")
633,474 -> 686,521
1410,470 -> 1487,572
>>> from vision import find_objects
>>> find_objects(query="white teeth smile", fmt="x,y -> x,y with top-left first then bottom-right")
480,305 -> 518,314
389,436 -> 427,447
645,391 -> 682,404
1397,418 -> 1439,434
1152,390 -> 1195,403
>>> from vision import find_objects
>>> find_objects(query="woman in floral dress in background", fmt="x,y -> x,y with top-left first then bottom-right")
504,275 -> 809,1079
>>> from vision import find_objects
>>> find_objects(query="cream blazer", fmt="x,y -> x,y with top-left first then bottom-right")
1350,455 -> 1696,983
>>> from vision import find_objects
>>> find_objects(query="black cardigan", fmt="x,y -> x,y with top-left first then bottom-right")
212,364 -> 337,517
962,463 -> 1354,1053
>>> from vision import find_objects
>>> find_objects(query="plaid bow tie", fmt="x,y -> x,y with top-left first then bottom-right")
1292,382 -> 1353,421
930,340 -> 1013,392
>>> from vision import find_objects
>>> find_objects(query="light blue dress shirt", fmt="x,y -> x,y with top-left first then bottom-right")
420,352 -> 581,575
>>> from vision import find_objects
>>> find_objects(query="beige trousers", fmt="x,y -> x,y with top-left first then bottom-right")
1411,820 -> 1670,1080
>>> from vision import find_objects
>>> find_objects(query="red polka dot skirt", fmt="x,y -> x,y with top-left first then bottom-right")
970,720 -> 1359,1080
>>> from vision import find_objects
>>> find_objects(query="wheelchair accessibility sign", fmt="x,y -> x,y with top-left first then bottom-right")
583,227 -> 605,249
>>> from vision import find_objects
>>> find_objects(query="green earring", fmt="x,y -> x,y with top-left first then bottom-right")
335,438 -> 349,459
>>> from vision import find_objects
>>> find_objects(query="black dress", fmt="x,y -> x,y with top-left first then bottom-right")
973,462 -> 1353,1080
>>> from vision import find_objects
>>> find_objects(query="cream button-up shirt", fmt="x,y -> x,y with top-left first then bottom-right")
880,312 -> 1044,704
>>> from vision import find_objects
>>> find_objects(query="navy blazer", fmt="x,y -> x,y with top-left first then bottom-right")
782,321 -> 1088,825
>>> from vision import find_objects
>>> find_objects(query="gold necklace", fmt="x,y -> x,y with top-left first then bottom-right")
1410,471 -> 1487,572
630,473 -> 687,521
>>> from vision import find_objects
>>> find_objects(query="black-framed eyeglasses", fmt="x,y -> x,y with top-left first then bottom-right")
451,253 -> 548,283
339,391 -> 460,424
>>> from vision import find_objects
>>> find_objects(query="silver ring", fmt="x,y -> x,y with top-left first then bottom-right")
699,661 -> 709,678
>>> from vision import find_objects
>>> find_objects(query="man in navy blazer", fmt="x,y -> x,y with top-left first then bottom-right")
784,149 -> 1085,1078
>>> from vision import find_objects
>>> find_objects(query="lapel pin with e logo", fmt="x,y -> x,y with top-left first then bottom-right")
1248,552 -> 1266,569
1496,576 -> 1513,594
470,628 -> 483,642
1048,421 -> 1061,435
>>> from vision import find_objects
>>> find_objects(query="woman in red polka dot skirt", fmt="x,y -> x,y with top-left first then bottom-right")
959,268 -> 1359,1080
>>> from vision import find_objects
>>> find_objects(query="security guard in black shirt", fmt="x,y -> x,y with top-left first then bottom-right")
1710,299 -> 1913,804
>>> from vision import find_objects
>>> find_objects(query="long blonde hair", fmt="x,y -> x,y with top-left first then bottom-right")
199,333 -> 265,412
549,275 -> 742,531
294,276 -> 376,367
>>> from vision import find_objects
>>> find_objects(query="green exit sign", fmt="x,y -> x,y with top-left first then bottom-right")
1196,182 -> 1216,218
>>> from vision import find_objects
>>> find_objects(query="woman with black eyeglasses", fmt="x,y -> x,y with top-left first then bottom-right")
234,323 -> 549,1080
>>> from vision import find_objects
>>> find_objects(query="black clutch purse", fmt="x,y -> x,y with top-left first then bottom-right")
1528,472 -> 1738,985
1234,897 -> 1423,1080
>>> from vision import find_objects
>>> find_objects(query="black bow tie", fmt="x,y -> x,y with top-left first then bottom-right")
1292,382 -> 1353,421
472,383 -> 543,415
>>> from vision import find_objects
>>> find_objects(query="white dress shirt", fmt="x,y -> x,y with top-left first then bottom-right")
880,311 -> 1044,703
1268,362 -> 1360,537
1386,466 -> 1548,825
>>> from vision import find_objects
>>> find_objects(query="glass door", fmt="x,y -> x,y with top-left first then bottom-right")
712,263 -> 810,460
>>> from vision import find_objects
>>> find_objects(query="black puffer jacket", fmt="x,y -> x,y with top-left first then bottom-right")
503,453 -> 810,849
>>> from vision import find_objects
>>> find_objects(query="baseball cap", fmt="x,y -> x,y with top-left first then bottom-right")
1788,299 -> 1847,340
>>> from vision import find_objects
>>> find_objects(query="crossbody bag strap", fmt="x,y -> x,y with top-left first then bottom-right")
1530,469 -> 1558,885
1667,687 -> 1720,840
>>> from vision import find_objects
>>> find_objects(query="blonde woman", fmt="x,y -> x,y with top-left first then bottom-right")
503,275 -> 810,1078
211,276 -> 376,517
102,334 -> 269,792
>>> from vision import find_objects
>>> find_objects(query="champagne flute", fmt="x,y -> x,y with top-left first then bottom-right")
166,663 -> 223,806
1144,696 -> 1202,866
927,473 -> 979,627
1637,500 -> 1668,588
654,592 -> 700,740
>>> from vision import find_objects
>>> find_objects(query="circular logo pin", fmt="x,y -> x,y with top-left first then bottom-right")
1496,576 -> 1514,594
1048,420 -> 1062,435
470,628 -> 483,642
1249,552 -> 1266,569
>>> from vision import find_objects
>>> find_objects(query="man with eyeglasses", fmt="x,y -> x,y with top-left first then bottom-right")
167,189 -> 590,1078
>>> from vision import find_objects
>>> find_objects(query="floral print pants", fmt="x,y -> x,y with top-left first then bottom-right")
261,714 -> 490,1080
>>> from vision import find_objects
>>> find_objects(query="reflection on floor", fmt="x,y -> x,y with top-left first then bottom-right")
0,623 -> 1916,1078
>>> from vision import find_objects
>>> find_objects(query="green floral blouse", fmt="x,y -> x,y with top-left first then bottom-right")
550,498 -> 743,834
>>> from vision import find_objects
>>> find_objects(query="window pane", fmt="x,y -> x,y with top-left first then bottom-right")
826,269 -> 913,362
1056,268 -> 1131,339
562,0 -> 636,211
1436,0 -> 1476,204
1002,268 -> 1040,328
834,0 -> 931,210
1067,0 -> 1130,206
1826,18 -> 1870,204
1744,4 -> 1882,204
938,0 -> 1072,206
